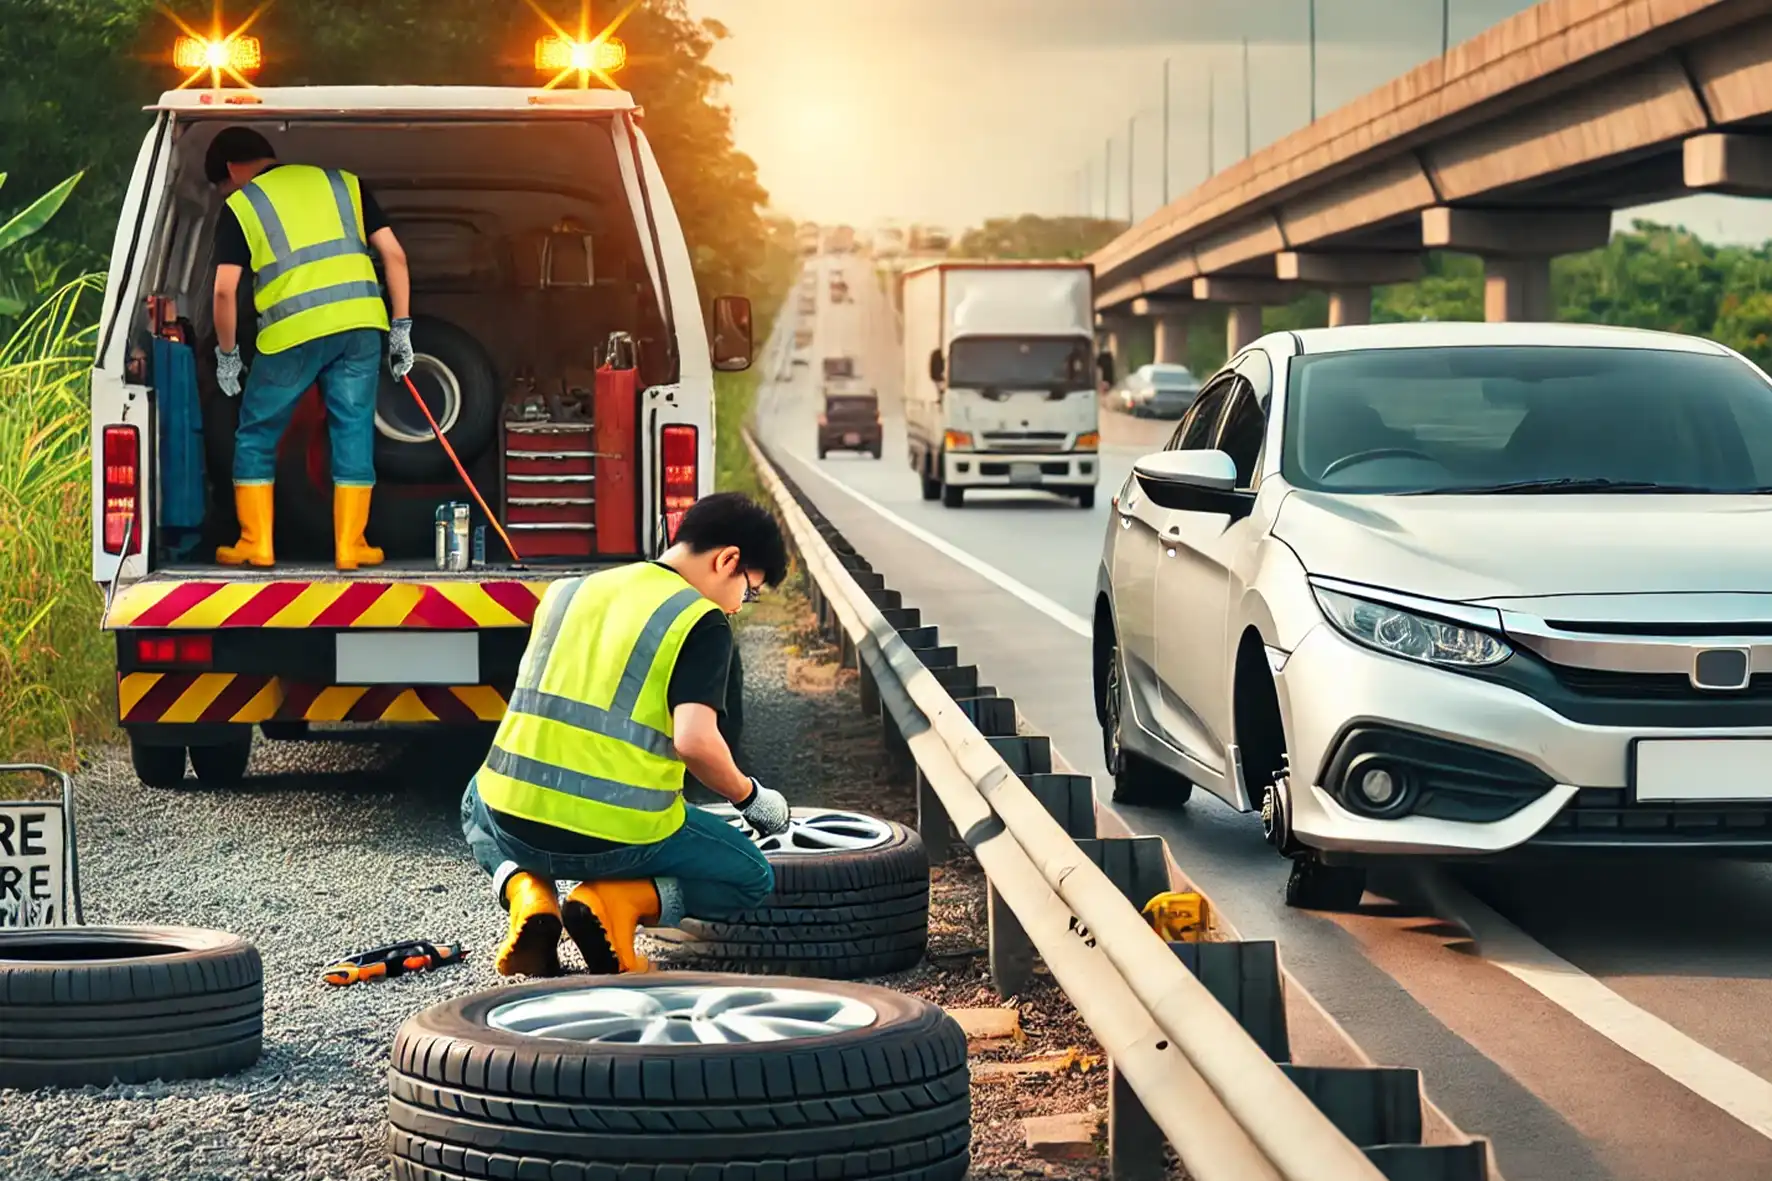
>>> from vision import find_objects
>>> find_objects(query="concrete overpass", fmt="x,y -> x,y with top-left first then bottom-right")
1090,0 -> 1772,361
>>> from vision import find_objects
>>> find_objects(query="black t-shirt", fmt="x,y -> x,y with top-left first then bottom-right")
212,166 -> 390,269
489,568 -> 734,853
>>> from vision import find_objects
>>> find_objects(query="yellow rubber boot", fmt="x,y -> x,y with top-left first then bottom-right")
333,485 -> 384,571
563,881 -> 659,975
496,872 -> 563,978
216,483 -> 276,567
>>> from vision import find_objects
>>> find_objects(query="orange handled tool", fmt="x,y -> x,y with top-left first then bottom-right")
322,939 -> 465,987
402,373 -> 524,566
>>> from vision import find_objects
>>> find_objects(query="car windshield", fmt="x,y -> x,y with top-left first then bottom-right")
825,396 -> 876,419
949,336 -> 1094,389
1146,365 -> 1196,388
1281,345 -> 1772,494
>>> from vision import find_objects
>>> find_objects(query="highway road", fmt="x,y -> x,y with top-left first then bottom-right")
756,254 -> 1772,1181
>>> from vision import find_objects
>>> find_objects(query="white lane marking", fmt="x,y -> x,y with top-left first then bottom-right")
1427,872 -> 1772,1141
779,449 -> 1092,638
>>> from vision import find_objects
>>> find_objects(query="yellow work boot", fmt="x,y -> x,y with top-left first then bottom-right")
496,872 -> 564,978
216,483 -> 276,567
333,485 -> 384,571
563,880 -> 659,975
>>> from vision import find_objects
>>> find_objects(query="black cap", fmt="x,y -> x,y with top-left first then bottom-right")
204,127 -> 276,185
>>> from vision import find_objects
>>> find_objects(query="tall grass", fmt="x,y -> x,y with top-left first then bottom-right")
0,273 -> 113,766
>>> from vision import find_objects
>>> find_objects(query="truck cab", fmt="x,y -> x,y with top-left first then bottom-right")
91,85 -> 752,785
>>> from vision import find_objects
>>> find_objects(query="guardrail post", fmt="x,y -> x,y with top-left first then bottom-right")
1108,1058 -> 1168,1181
987,879 -> 1036,997
916,768 -> 953,862
1026,773 -> 1097,838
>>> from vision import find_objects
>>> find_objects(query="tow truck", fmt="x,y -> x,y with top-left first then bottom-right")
94,27 -> 754,786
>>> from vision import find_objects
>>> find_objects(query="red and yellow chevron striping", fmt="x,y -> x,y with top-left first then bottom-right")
118,673 -> 510,725
104,578 -> 557,630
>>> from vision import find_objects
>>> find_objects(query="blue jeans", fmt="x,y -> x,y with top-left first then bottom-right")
234,328 -> 382,486
460,779 -> 774,929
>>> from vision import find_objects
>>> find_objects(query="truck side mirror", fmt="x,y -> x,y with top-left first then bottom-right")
1097,352 -> 1116,386
928,349 -> 944,383
712,295 -> 753,372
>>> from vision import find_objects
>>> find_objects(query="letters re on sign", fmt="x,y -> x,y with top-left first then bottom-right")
0,803 -> 65,928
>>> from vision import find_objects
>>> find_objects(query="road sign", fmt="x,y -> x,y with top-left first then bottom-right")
0,765 -> 84,928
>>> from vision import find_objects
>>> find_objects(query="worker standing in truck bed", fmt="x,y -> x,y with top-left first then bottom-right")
206,126 -> 415,570
460,492 -> 795,976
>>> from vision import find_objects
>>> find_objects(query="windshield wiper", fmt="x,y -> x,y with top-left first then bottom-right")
1406,477 -> 1730,495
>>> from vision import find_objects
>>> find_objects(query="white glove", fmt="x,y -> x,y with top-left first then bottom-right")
387,317 -> 414,379
215,346 -> 243,398
738,779 -> 791,836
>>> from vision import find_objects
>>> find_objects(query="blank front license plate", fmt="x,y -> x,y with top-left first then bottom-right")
1010,462 -> 1042,484
336,632 -> 479,685
1634,738 -> 1772,802
843,433 -> 861,444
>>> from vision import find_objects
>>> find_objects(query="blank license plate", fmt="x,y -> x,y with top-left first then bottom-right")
1634,739 -> 1772,801
843,433 -> 861,445
336,632 -> 479,685
1010,463 -> 1042,484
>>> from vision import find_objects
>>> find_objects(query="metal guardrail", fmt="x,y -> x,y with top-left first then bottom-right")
742,429 -> 1471,1181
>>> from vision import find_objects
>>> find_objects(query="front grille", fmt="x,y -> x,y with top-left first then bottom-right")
1546,664 -> 1772,701
981,431 -> 1067,452
1535,788 -> 1772,843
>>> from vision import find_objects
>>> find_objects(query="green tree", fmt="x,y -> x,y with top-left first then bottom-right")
1715,289 -> 1772,367
952,215 -> 1128,260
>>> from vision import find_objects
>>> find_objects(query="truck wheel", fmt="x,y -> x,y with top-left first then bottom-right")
1077,488 -> 1097,509
387,974 -> 969,1181
941,484 -> 964,508
870,444 -> 883,459
129,737 -> 186,789
666,808 -> 928,978
189,735 -> 253,787
0,925 -> 263,1088
920,472 -> 941,500
373,315 -> 499,484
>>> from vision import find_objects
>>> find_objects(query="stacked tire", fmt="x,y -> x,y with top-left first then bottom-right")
0,925 -> 263,1088
665,809 -> 929,978
387,975 -> 971,1181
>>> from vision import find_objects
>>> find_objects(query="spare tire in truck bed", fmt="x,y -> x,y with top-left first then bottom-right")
662,807 -> 929,978
0,925 -> 263,1088
374,314 -> 500,484
387,973 -> 970,1181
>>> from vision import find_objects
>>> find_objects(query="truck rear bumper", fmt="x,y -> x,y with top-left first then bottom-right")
942,451 -> 1098,488
118,672 -> 515,728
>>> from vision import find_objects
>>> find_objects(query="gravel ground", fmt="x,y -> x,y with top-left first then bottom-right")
0,590 -> 1142,1180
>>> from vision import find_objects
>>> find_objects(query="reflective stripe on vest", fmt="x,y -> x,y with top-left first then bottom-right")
226,165 -> 390,355
475,563 -> 721,843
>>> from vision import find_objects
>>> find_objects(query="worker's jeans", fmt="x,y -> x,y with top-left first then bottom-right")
460,779 -> 775,929
234,328 -> 382,486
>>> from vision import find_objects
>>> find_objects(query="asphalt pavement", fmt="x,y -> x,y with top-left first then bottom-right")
756,254 -> 1772,1181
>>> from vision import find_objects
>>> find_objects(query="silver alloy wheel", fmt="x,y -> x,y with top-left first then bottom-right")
701,804 -> 895,855
1104,644 -> 1125,775
487,984 -> 878,1044
376,351 -> 462,443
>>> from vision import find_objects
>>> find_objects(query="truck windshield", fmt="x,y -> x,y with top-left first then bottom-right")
949,337 -> 1094,390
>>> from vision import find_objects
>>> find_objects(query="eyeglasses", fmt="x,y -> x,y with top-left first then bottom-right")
741,569 -> 763,605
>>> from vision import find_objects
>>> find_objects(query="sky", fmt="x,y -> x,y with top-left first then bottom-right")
685,0 -> 1772,244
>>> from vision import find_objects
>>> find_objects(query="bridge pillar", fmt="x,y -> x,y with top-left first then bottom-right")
1130,297 -> 1193,365
1328,288 -> 1372,327
1192,278 -> 1291,356
1422,206 -> 1609,323
1685,133 -> 1772,196
1227,304 -> 1264,354
1483,256 -> 1553,322
1275,252 -> 1418,328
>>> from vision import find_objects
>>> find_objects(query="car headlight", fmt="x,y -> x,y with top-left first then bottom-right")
1313,587 -> 1511,668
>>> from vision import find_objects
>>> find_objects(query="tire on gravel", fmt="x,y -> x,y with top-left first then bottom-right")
0,925 -> 263,1088
386,974 -> 970,1181
666,815 -> 929,979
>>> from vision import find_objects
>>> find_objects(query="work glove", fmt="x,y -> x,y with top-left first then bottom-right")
387,317 -> 414,379
215,346 -> 243,398
737,779 -> 791,837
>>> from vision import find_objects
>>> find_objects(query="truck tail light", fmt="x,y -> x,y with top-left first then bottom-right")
102,425 -> 142,556
661,424 -> 699,542
135,634 -> 213,668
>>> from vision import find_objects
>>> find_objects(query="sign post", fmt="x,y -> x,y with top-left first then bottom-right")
0,765 -> 84,928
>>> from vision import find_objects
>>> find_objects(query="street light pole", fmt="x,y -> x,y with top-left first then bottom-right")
1442,0 -> 1451,56
1104,136 -> 1112,221
1309,0 -> 1318,122
1207,64 -> 1216,178
1162,57 -> 1171,205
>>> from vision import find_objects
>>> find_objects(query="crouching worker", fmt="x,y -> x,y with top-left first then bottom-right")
461,492 -> 793,976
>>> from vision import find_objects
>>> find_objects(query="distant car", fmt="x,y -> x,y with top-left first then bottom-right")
818,382 -> 882,459
797,295 -> 817,317
1113,364 -> 1200,418
829,279 -> 850,304
823,356 -> 856,380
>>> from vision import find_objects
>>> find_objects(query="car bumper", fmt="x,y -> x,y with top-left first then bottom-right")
942,451 -> 1098,488
1277,624 -> 1772,857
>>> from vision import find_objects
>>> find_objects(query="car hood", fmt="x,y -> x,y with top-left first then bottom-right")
1272,490 -> 1772,603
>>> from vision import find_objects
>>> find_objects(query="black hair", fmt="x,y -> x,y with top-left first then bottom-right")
674,492 -> 789,587
204,127 -> 277,185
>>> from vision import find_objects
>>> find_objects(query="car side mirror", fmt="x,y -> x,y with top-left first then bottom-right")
1097,352 -> 1116,386
1132,450 -> 1251,518
711,295 -> 753,372
928,348 -> 944,383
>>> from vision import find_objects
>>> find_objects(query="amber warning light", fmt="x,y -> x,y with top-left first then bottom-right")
173,34 -> 262,75
535,34 -> 626,74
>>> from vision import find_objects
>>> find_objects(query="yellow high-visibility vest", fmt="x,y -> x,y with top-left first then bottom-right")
226,164 -> 390,355
476,563 -> 721,844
